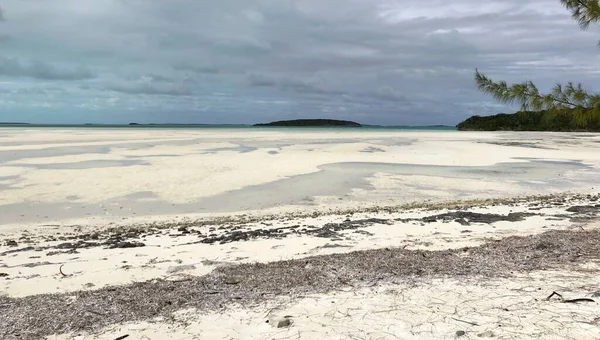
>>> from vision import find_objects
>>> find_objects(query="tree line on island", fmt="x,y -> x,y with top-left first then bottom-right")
254,119 -> 361,127
463,0 -> 600,132
456,108 -> 600,131
125,119 -> 363,127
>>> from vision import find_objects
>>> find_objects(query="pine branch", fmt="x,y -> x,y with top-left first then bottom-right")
474,1 -> 600,128
560,0 -> 600,29
475,70 -> 588,110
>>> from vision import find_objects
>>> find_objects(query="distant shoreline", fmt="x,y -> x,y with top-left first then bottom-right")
0,122 -> 456,130
254,119 -> 362,127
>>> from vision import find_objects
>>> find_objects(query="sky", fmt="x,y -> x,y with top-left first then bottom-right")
0,0 -> 599,125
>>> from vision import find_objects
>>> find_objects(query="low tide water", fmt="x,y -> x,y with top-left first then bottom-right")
0,123 -> 457,131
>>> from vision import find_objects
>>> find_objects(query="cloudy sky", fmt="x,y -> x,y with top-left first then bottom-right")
0,0 -> 599,125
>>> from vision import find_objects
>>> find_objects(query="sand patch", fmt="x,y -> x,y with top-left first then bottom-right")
48,273 -> 600,340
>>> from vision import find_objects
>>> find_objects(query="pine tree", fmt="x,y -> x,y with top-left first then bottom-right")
475,0 -> 600,126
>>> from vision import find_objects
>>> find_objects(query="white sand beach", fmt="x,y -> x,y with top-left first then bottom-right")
47,271 -> 600,340
2,128 -> 600,339
0,128 -> 599,228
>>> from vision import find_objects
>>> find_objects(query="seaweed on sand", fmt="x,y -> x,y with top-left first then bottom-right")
1,228 -> 600,339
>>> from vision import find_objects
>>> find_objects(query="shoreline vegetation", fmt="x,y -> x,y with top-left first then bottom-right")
457,109 -> 600,132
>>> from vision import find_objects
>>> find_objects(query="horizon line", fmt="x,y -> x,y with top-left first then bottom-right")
0,122 -> 455,128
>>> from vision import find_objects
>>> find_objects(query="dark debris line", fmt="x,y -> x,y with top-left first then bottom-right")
2,229 -> 600,340
1,211 -> 544,253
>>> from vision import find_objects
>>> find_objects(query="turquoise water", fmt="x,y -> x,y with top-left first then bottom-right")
0,123 -> 457,131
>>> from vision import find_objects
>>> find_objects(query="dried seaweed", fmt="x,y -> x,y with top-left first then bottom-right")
1,228 -> 600,339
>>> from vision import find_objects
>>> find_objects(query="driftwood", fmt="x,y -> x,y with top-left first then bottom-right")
58,264 -> 69,277
546,291 -> 595,304
451,317 -> 480,326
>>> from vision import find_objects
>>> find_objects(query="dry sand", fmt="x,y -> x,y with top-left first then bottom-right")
46,273 -> 600,340
2,128 -> 600,339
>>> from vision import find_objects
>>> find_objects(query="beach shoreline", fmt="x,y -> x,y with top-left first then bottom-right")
2,192 -> 600,339
1,128 -> 599,227
2,129 -> 600,339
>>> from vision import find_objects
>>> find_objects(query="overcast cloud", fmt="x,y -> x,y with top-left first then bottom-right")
0,0 -> 598,125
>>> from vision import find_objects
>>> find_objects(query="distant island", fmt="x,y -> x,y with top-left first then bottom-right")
457,109 -> 600,132
0,121 -> 455,130
254,119 -> 362,127
125,123 -> 245,127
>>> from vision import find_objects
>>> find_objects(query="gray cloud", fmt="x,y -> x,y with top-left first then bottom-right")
248,73 -> 277,87
172,63 -> 220,74
247,73 -> 346,96
146,74 -> 173,82
369,86 -> 409,102
105,76 -> 192,96
0,57 -> 95,80
0,0 -> 597,125
0,6 -> 5,22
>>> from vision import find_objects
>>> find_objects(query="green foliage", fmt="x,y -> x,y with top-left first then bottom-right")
474,0 -> 600,128
560,0 -> 600,29
475,72 -> 600,126
456,109 -> 600,131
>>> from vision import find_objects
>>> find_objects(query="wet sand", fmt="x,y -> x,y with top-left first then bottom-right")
0,128 -> 599,228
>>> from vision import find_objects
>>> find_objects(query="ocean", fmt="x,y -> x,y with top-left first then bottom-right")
0,124 -> 457,131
